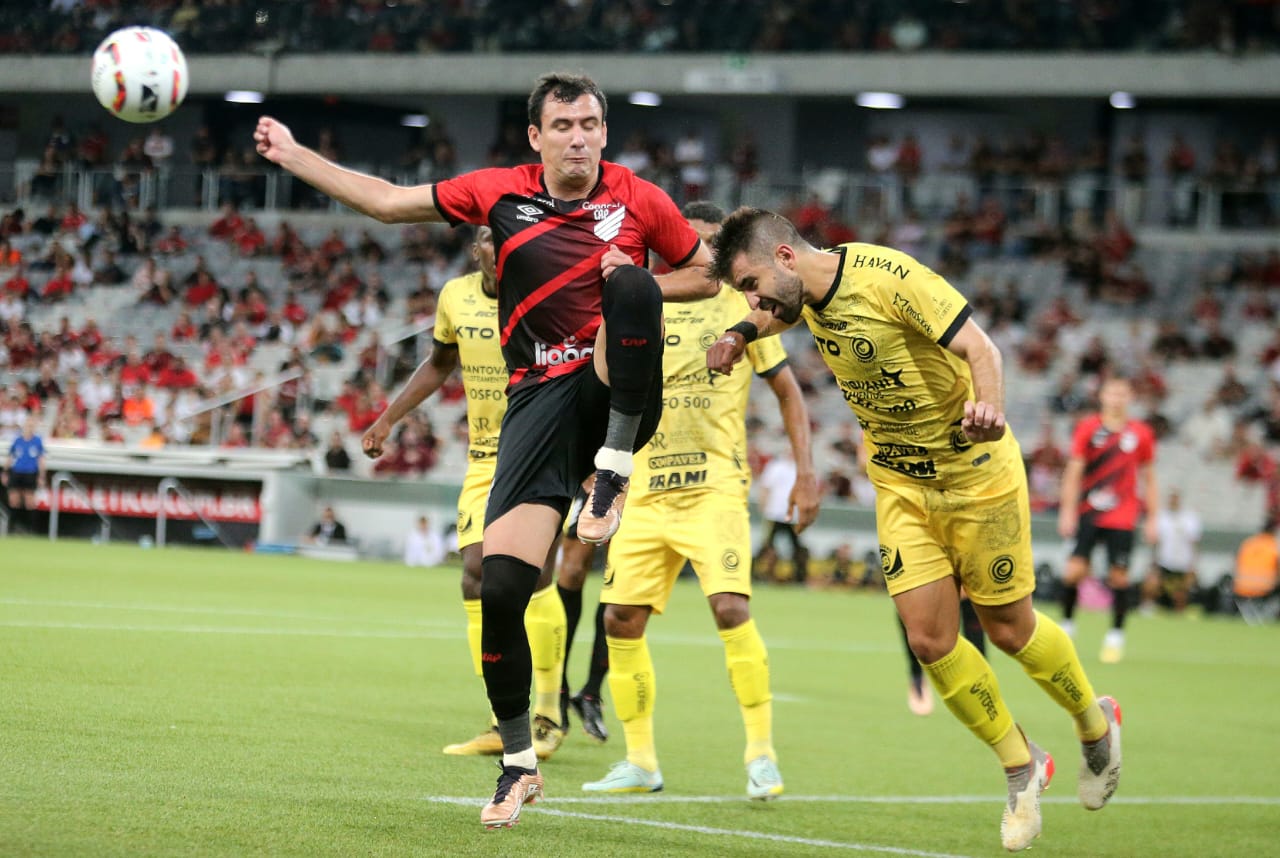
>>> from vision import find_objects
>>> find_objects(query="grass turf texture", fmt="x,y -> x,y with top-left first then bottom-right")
2,537 -> 1277,857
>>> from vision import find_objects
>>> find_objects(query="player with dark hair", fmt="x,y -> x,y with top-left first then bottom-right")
582,201 -> 819,799
1058,373 -> 1158,663
255,72 -> 716,829
361,227 -> 569,761
706,207 -> 1120,852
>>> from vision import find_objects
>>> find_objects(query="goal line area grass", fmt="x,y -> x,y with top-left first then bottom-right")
2,537 -> 1278,857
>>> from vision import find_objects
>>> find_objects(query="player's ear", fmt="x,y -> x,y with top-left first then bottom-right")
600,121 -> 608,150
775,243 -> 796,269
527,125 -> 542,154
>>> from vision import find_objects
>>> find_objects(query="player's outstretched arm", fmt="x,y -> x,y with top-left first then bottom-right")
765,365 -> 820,531
362,344 -> 461,459
945,318 -> 1006,443
655,242 -> 720,301
706,308 -> 798,375
254,116 -> 444,225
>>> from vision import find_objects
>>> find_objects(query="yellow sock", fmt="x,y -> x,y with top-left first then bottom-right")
1013,610 -> 1107,741
463,598 -> 496,727
719,619 -> 775,764
607,635 -> 658,771
923,636 -> 1029,768
525,584 -> 567,724
463,598 -> 483,677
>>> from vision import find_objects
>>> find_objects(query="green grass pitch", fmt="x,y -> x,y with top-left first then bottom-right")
2,537 -> 1278,857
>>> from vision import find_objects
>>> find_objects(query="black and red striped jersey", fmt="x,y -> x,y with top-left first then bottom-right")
1069,414 -> 1156,530
433,162 -> 700,393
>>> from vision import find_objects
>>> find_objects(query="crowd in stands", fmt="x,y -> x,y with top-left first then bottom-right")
0,194 -> 462,482
11,1 -> 1280,55
5,105 -> 1280,530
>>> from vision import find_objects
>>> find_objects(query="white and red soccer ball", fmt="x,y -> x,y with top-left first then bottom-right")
91,27 -> 188,124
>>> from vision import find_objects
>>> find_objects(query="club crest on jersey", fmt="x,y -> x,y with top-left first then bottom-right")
1119,430 -> 1138,452
593,205 -> 626,241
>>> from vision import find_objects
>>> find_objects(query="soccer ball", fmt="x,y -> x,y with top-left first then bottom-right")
90,27 -> 188,124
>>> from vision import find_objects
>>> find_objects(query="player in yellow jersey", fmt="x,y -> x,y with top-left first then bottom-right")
582,202 -> 819,799
706,208 -> 1122,851
361,227 -> 569,759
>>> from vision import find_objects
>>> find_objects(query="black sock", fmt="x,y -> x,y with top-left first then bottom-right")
557,583 -> 583,697
581,601 -> 609,699
480,554 -> 540,723
601,265 -> 663,451
1061,584 -> 1079,620
1111,584 -> 1129,630
961,598 -> 987,658
899,617 -> 923,685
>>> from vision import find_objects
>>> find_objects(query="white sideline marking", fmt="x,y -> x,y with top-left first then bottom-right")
514,794 -> 1280,807
0,620 -> 458,640
427,796 -> 975,858
0,598 -> 452,628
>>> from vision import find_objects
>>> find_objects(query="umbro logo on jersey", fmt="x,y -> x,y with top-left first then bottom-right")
516,203 -> 542,224
593,205 -> 626,241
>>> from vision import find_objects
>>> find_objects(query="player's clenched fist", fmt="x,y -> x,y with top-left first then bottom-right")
705,332 -> 747,375
254,116 -> 297,166
361,419 -> 391,460
961,399 -> 1006,443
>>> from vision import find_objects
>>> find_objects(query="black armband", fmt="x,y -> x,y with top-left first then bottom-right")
726,321 -> 759,343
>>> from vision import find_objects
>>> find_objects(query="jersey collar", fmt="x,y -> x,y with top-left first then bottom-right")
811,246 -> 847,313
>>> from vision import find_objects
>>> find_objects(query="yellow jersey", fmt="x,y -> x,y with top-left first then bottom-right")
801,243 -> 1022,490
631,288 -> 788,505
433,271 -> 507,464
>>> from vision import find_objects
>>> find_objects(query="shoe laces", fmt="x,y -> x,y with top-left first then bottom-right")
492,764 -> 533,804
1082,729 -> 1111,776
589,469 -> 625,518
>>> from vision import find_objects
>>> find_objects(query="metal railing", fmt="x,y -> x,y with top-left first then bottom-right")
48,470 -> 111,543
155,477 -> 234,549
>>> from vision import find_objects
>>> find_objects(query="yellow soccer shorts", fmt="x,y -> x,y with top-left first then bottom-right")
873,470 -> 1036,606
455,456 -> 496,551
602,491 -> 752,613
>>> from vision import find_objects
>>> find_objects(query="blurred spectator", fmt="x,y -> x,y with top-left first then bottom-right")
1142,489 -> 1202,613
404,515 -> 446,567
324,431 -> 352,472
306,506 -> 347,546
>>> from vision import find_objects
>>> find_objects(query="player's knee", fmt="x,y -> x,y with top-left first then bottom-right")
480,554 -> 540,622
710,594 -> 750,630
602,265 -> 661,317
460,566 -> 482,600
1063,557 -> 1089,584
905,627 -> 954,665
1108,567 -> 1131,589
603,603 -> 648,638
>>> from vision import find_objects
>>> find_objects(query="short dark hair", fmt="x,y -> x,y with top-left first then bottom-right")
527,73 -> 608,129
709,206 -> 803,285
681,200 -> 725,225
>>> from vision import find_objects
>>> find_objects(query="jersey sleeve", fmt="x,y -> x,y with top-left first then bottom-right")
1069,418 -> 1092,458
431,168 -> 508,227
433,283 -> 458,346
882,254 -> 972,347
747,333 -> 788,378
633,178 -> 700,267
1139,423 -> 1157,463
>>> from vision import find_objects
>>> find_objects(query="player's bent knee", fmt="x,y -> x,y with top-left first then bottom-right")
709,595 -> 750,630
905,629 -> 954,665
481,554 -> 540,621
602,265 -> 661,314
603,603 -> 648,638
